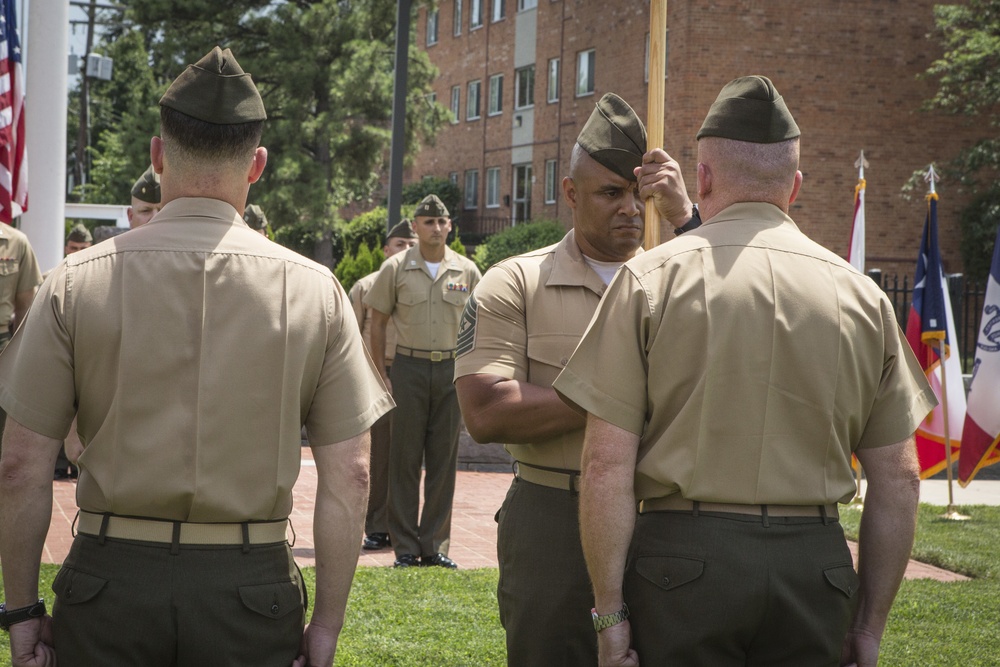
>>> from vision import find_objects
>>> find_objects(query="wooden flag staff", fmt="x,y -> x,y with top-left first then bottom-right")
644,0 -> 667,250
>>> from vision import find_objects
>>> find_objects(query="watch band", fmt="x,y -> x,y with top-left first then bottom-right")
0,599 -> 46,631
591,603 -> 629,632
674,205 -> 702,236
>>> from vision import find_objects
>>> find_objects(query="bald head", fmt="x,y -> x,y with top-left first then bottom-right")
696,137 -> 801,219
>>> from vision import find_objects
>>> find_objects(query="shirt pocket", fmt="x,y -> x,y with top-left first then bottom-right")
526,333 -> 580,387
0,257 -> 19,277
442,288 -> 472,324
397,289 -> 429,326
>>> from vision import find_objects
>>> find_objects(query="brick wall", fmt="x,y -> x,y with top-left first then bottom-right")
410,0 -> 981,277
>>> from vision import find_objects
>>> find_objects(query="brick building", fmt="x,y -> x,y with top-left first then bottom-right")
406,0 -> 985,278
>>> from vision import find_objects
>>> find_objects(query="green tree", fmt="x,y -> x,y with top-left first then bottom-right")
472,220 -> 566,273
81,0 -> 449,268
401,177 -> 462,219
334,242 -> 385,293
922,0 -> 1000,280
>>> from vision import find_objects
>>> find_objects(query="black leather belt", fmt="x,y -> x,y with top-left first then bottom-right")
395,346 -> 455,362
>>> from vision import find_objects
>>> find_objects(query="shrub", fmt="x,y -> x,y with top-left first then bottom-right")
472,220 -> 566,273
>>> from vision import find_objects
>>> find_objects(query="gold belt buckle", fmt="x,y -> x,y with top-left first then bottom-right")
430,351 -> 443,362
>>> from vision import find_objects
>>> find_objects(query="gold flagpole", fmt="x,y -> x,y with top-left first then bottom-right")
644,0 -> 667,250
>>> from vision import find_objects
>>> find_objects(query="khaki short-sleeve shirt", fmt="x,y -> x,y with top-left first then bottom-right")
348,270 -> 398,365
0,224 -> 42,330
364,244 -> 481,351
554,202 -> 937,505
0,198 -> 394,522
454,230 -> 613,470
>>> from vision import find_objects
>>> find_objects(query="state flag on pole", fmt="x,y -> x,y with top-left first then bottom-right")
958,224 -> 1000,485
905,194 -> 966,478
0,0 -> 28,224
848,177 -> 865,273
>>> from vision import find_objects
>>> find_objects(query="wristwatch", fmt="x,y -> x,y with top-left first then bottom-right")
674,205 -> 702,236
591,603 -> 629,632
0,599 -> 46,631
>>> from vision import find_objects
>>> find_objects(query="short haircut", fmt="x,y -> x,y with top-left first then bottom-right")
159,106 -> 263,166
700,136 -> 799,202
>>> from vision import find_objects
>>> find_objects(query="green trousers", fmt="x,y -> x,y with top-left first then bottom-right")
497,477 -> 597,667
387,354 -> 461,557
624,510 -> 858,666
52,535 -> 305,667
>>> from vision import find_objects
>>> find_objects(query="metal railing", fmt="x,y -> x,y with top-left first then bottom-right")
868,269 -> 986,373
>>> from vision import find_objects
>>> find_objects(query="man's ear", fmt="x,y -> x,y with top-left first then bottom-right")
696,162 -> 712,199
788,170 -> 803,205
248,147 -> 268,184
150,137 -> 164,173
562,176 -> 578,209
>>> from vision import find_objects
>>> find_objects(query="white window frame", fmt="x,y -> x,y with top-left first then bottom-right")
470,0 -> 483,29
449,171 -> 459,185
518,0 -> 537,11
547,58 -> 559,103
427,10 -> 439,46
454,0 -> 463,36
576,49 -> 595,97
488,74 -> 503,116
515,65 -> 535,110
450,85 -> 461,123
544,159 -> 557,204
492,0 -> 506,22
464,170 -> 480,209
467,80 -> 482,120
486,167 -> 501,208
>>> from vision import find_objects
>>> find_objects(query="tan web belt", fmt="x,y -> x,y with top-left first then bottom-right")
514,462 -> 581,493
76,511 -> 289,546
639,495 -> 839,520
395,346 -> 455,362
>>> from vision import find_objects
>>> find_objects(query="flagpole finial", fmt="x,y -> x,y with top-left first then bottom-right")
854,150 -> 869,180
924,164 -> 940,195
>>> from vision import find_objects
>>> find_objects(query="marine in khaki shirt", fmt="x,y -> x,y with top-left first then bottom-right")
554,76 -> 938,667
364,195 -> 482,568
454,93 -> 698,667
0,47 -> 392,667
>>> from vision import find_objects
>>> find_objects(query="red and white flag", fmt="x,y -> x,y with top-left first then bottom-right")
0,0 -> 28,224
959,225 -> 1000,485
848,177 -> 865,272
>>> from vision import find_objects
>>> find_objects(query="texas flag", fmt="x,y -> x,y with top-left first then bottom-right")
905,194 -> 966,478
958,225 -> 1000,485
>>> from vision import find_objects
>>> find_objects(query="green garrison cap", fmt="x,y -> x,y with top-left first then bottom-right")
131,165 -> 161,203
159,47 -> 266,125
387,219 -> 417,240
414,194 -> 449,218
696,75 -> 800,143
577,93 -> 647,181
67,223 -> 92,244
243,204 -> 268,230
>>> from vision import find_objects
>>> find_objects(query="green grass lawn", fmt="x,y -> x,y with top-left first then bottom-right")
1,504 -> 997,666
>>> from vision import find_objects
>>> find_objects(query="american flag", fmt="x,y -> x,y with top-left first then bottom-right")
0,0 -> 28,224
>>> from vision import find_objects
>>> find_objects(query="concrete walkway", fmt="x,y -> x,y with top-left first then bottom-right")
41,447 -> 999,581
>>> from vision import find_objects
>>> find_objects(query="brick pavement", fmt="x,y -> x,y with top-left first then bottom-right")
41,448 -> 977,581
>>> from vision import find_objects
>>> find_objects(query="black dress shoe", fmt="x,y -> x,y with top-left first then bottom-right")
421,553 -> 458,569
393,553 -> 420,568
362,533 -> 391,550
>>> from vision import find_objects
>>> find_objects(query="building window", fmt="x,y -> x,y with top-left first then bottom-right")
492,0 -> 505,22
454,0 -> 463,35
644,30 -> 670,82
450,85 -> 460,123
518,0 -> 537,10
547,58 -> 559,103
427,10 -> 439,45
464,170 -> 479,209
544,159 -> 558,204
467,80 -> 482,120
488,74 -> 503,115
576,49 -> 595,97
449,171 -> 459,185
486,167 -> 501,208
470,0 -> 483,28
515,65 -> 535,110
